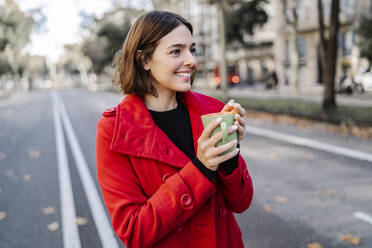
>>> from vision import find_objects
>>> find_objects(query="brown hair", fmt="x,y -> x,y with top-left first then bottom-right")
113,10 -> 193,97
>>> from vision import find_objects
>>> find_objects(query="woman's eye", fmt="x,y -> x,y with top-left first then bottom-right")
170,49 -> 181,55
190,47 -> 196,54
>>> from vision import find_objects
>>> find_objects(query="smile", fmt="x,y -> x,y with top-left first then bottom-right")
175,72 -> 191,78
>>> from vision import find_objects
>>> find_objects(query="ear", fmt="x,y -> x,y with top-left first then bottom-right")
136,50 -> 151,71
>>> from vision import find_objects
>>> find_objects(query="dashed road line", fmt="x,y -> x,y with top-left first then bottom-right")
56,93 -> 119,248
52,93 -> 81,248
245,125 -> 372,163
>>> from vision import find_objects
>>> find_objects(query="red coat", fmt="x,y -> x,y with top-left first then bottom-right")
96,91 -> 253,248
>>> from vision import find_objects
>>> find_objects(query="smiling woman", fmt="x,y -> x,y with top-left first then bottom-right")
96,10 -> 253,248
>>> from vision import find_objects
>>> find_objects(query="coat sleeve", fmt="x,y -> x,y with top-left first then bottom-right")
217,155 -> 253,213
96,117 -> 216,248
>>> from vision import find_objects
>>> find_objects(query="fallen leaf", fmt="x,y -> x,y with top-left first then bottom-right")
47,221 -> 59,232
42,206 -> 56,215
5,170 -> 15,177
275,196 -> 288,204
263,205 -> 273,213
28,148 -> 40,158
340,234 -> 362,245
325,189 -> 336,197
307,242 -> 322,248
0,211 -> 7,221
269,152 -> 278,159
296,164 -> 307,171
23,174 -> 31,182
0,152 -> 5,160
76,216 -> 88,226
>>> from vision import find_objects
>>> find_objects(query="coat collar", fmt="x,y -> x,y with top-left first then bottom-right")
110,91 -> 223,168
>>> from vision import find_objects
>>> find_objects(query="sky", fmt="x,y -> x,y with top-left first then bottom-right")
16,0 -> 152,62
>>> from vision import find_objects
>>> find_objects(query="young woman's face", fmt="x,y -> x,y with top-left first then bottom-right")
145,24 -> 197,94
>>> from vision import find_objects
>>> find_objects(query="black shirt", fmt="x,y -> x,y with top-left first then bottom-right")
149,98 -> 238,182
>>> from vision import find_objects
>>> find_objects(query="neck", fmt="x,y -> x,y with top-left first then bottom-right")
144,90 -> 178,112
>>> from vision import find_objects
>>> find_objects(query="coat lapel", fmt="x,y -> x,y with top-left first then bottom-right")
110,91 -> 224,169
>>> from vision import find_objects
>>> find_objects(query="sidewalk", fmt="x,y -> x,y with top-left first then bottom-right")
194,83 -> 372,107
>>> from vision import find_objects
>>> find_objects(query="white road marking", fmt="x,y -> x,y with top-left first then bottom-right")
56,93 -> 119,248
245,125 -> 372,163
52,93 -> 81,248
354,211 -> 372,226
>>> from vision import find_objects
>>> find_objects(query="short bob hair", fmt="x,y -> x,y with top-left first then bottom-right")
113,10 -> 194,97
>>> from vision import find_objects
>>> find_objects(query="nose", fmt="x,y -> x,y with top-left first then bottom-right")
184,50 -> 196,68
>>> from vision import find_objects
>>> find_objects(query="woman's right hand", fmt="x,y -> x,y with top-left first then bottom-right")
197,117 -> 240,171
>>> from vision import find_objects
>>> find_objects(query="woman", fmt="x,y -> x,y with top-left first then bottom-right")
96,10 -> 253,248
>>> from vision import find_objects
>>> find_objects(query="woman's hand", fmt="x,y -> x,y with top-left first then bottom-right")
197,118 -> 239,171
221,99 -> 246,142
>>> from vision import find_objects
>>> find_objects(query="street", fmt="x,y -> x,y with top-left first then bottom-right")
0,88 -> 371,248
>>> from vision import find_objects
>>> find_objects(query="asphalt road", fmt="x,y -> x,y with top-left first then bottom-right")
0,88 -> 371,248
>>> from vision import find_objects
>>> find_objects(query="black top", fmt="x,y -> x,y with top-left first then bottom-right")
149,97 -> 238,182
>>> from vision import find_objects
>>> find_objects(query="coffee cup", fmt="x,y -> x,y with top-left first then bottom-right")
201,112 -> 237,154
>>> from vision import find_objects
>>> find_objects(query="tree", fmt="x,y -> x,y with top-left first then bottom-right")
81,9 -> 133,74
208,0 -> 268,100
357,17 -> 372,70
317,0 -> 340,111
0,0 -> 34,77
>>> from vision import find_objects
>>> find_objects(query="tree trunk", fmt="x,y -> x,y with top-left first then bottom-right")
318,0 -> 339,111
216,0 -> 228,101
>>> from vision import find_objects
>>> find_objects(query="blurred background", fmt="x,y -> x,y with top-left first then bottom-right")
1,0 -> 372,248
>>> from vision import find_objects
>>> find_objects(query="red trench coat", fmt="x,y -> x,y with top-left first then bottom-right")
96,91 -> 253,248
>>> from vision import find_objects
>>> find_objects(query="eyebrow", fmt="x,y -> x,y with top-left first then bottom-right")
167,42 -> 196,49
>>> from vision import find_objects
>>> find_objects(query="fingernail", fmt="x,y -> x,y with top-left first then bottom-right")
231,125 -> 238,131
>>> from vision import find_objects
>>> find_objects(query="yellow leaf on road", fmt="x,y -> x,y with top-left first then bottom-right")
28,148 -> 40,158
307,242 -> 322,248
5,170 -> 14,177
325,189 -> 336,197
275,196 -> 288,204
76,216 -> 88,226
0,211 -> 7,221
340,234 -> 362,246
47,221 -> 59,232
263,205 -> 273,213
42,206 -> 56,215
23,174 -> 31,182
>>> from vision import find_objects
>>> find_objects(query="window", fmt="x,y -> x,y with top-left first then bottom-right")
340,30 -> 353,56
297,37 -> 307,61
285,40 -> 290,62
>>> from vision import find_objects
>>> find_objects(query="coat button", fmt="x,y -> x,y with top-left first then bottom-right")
162,173 -> 171,182
219,207 -> 227,217
181,194 -> 192,207
176,225 -> 183,232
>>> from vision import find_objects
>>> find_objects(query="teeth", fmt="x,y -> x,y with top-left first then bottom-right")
175,72 -> 191,78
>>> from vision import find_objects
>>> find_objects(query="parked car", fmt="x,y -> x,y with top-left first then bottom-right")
354,70 -> 372,92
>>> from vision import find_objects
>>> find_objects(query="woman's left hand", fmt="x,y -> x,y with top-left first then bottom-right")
221,99 -> 246,142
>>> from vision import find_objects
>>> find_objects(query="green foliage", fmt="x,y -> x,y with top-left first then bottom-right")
357,17 -> 372,64
226,0 -> 269,45
0,0 -> 34,52
82,13 -> 131,74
